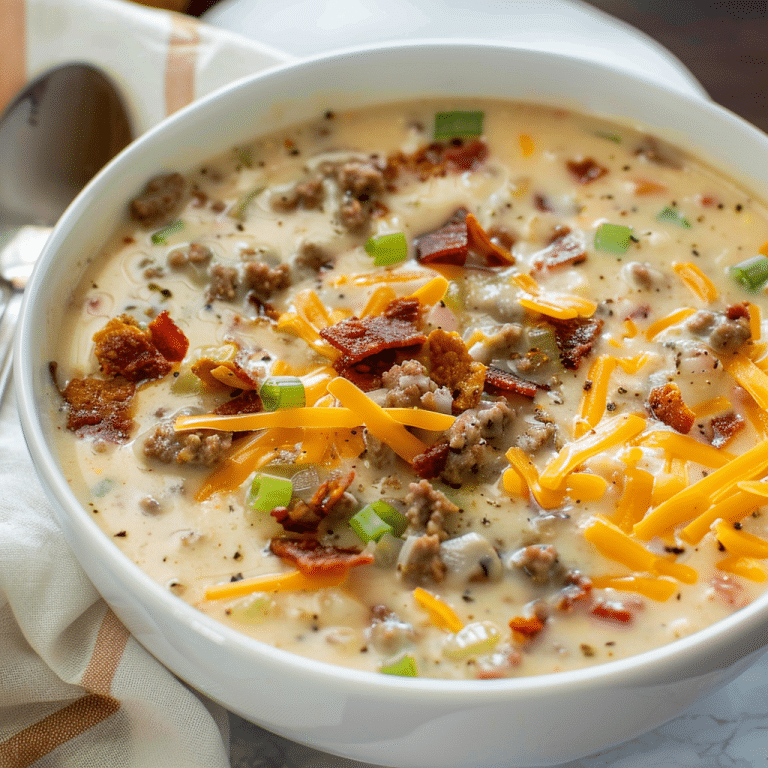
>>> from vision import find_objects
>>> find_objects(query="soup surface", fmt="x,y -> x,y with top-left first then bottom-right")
53,100 -> 768,679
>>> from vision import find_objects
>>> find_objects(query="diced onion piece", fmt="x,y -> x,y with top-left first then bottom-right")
413,587 -> 464,633
260,376 -> 306,411
594,222 -> 632,255
151,219 -> 184,244
730,255 -> 768,292
327,377 -> 427,463
349,505 -> 393,544
434,110 -> 484,139
247,474 -> 293,513
656,206 -> 691,229
380,654 -> 419,677
365,232 -> 408,266
205,569 -> 347,600
442,621 -> 501,659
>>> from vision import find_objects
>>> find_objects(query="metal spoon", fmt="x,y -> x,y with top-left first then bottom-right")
0,63 -> 133,401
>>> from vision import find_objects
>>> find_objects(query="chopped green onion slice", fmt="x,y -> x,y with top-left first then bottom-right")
248,474 -> 293,513
434,110 -> 484,140
350,505 -> 393,544
369,500 -> 408,537
656,206 -> 691,228
92,478 -> 115,498
364,232 -> 408,266
593,130 -> 622,143
151,219 -> 185,244
229,185 -> 264,221
594,222 -> 633,256
380,654 -> 418,676
259,376 -> 306,411
730,254 -> 768,292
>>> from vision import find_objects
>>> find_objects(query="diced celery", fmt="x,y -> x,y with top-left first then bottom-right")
434,110 -> 484,140
594,222 -> 633,256
248,474 -> 293,513
380,654 -> 418,676
260,376 -> 306,411
369,500 -> 408,537
350,505 -> 393,543
730,255 -> 768,292
365,232 -> 408,266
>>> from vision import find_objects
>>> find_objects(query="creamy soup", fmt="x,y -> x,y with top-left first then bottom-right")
52,100 -> 768,679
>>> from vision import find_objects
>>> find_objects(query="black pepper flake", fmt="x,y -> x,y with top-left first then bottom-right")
665,546 -> 685,555
230,572 -> 244,582
233,551 -> 243,560
580,643 -> 596,657
114,530 -> 127,537
583,380 -> 593,392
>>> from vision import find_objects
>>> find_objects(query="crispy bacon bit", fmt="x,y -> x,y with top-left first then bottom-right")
321,298 -> 425,365
415,209 -> 515,267
632,178 -> 667,196
566,158 -> 608,184
531,232 -> 587,273
213,389 -> 263,416
647,382 -> 696,434
589,597 -> 638,624
549,317 -> 604,370
269,537 -> 373,576
484,365 -> 545,399
726,302 -> 750,321
271,471 -> 354,533
61,376 -> 136,442
191,357 -> 259,391
709,573 -> 749,608
443,139 -> 489,172
554,571 -> 593,611
709,411 -> 745,448
386,140 -> 489,184
412,442 -> 450,480
427,329 -> 487,413
533,193 -> 555,212
148,310 -> 189,362
509,614 -> 546,640
93,315 -> 173,382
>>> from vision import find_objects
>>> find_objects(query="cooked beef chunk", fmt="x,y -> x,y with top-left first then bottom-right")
685,308 -> 751,353
130,173 -> 186,227
271,176 -> 326,211
143,420 -> 232,466
396,533 -> 446,585
168,242 -> 213,269
404,479 -> 458,540
243,261 -> 291,299
206,264 -> 239,302
509,544 -> 563,584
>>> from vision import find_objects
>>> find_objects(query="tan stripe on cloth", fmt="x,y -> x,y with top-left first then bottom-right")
165,14 -> 200,116
0,609 -> 129,768
0,0 -> 27,115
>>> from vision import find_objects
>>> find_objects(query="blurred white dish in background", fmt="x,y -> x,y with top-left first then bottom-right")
203,0 -> 706,98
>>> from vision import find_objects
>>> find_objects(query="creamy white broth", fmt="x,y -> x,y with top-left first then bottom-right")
53,100 -> 768,679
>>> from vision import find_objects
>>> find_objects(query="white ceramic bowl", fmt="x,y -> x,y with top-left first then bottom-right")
17,42 -> 768,768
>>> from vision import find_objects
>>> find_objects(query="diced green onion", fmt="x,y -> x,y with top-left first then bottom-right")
656,206 -> 691,229
92,478 -> 115,498
594,222 -> 633,256
228,594 -> 273,624
151,219 -> 185,244
369,500 -> 408,537
593,130 -> 622,143
259,376 -> 306,411
229,185 -> 264,221
350,505 -> 393,544
380,654 -> 418,676
434,110 -> 484,140
364,232 -> 408,266
730,254 -> 768,292
247,474 -> 293,513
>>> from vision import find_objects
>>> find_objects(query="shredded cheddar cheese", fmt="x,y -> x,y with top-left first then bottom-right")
672,261 -> 719,303
644,307 -> 696,341
590,575 -> 677,601
413,587 -> 464,633
574,355 -> 617,437
205,569 -> 348,600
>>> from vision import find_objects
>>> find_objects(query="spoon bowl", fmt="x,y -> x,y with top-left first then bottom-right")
0,62 -> 132,396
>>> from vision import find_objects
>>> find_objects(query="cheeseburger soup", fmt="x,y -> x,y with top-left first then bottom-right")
53,100 -> 768,679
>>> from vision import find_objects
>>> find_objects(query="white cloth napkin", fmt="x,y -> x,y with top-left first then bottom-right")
0,1 -> 288,764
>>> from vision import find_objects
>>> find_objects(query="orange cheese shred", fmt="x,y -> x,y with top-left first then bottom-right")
361,285 -> 397,317
517,293 -> 598,320
539,414 -> 646,490
205,569 -> 348,601
714,519 -> 768,559
590,574 -> 677,601
574,354 -> 617,437
672,261 -> 719,303
716,555 -> 768,582
644,307 -> 696,341
413,587 -> 464,633
721,353 -> 768,410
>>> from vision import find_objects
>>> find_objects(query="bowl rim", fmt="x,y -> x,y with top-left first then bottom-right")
17,37 -> 768,700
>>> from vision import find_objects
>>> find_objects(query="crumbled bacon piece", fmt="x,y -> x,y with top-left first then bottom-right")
589,596 -> 642,624
647,382 -> 695,434
320,299 -> 425,366
148,310 -> 189,362
484,365 -> 546,399
553,571 -> 593,611
412,442 -> 450,480
61,376 -> 136,442
386,140 -> 489,184
93,315 -> 174,382
415,209 -> 514,267
725,302 -> 750,321
549,317 -> 604,370
271,471 -> 354,533
509,614 -> 546,640
709,411 -> 745,448
531,232 -> 587,273
269,537 -> 373,576
427,329 -> 487,413
213,389 -> 263,416
443,139 -> 489,172
566,158 -> 608,184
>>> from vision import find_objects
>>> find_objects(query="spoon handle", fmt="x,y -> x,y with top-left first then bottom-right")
0,292 -> 21,404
